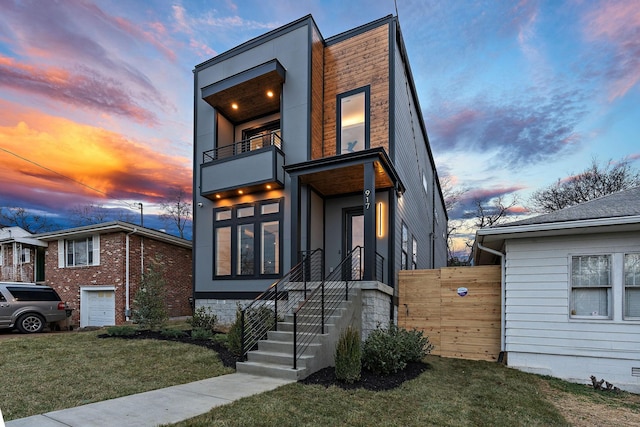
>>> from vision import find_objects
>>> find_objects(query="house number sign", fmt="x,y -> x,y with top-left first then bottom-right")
364,189 -> 371,210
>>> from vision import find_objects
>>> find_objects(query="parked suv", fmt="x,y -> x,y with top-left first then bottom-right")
0,283 -> 69,333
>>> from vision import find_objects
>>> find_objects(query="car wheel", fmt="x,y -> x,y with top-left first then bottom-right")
16,313 -> 45,334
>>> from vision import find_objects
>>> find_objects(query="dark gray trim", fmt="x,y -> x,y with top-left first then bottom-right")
336,86 -> 371,155
195,16 -> 316,70
192,67 -> 199,301
363,161 -> 376,280
389,18 -> 396,163
325,15 -> 394,46
201,59 -> 286,99
194,291 -> 262,300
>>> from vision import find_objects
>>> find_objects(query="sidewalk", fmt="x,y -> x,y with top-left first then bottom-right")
5,373 -> 294,427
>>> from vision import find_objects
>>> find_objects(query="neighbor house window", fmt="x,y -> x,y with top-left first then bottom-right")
21,248 -> 30,263
213,199 -> 282,279
337,86 -> 369,154
570,255 -> 611,318
401,222 -> 409,270
624,253 -> 640,319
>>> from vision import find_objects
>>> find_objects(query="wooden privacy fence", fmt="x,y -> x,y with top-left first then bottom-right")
398,266 -> 502,362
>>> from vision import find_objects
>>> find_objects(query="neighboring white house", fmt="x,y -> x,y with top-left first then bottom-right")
474,186 -> 640,393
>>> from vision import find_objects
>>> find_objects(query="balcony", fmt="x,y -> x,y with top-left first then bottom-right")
203,130 -> 282,162
200,131 -> 285,200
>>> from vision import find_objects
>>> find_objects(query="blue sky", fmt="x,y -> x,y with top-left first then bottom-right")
0,0 -> 638,245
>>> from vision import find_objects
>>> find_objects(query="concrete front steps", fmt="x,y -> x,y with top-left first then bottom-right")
236,296 -> 357,380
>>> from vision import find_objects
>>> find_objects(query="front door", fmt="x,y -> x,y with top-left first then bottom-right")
344,208 -> 364,280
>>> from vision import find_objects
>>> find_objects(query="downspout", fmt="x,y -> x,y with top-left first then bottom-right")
126,229 -> 138,321
476,242 -> 506,362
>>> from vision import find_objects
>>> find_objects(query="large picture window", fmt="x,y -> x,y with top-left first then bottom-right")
337,86 -> 369,155
213,199 -> 282,279
570,255 -> 611,318
624,253 -> 640,319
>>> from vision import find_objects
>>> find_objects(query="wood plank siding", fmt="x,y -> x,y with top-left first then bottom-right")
398,266 -> 502,361
322,24 -> 390,157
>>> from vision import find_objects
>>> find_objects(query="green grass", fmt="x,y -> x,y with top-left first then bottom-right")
168,355 -> 640,427
0,330 -> 233,421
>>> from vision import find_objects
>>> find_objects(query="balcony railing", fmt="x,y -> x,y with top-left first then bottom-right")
203,130 -> 282,163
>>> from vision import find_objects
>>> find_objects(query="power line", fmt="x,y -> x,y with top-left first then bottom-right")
0,146 -> 141,211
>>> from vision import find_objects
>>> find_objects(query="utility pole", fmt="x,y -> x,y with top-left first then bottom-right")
138,202 -> 143,226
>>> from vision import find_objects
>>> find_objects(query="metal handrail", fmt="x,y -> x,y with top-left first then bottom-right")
240,248 -> 323,359
292,246 -> 363,369
203,130 -> 282,163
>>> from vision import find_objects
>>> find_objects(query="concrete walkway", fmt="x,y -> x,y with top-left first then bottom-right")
5,373 -> 294,427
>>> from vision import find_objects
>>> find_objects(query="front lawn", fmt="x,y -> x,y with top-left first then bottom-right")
0,329 -> 232,421
166,356 -> 640,427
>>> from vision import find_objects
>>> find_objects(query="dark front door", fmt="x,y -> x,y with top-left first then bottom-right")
343,208 -> 364,280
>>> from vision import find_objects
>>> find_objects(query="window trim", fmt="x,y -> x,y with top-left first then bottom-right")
624,252 -> 640,320
60,235 -> 99,268
336,86 -> 370,155
569,254 -> 612,320
213,198 -> 283,280
401,222 -> 409,271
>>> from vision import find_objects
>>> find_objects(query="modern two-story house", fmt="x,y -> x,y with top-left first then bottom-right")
193,14 -> 447,326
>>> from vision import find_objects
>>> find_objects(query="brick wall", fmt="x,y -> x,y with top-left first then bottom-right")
0,244 -> 36,282
46,231 -> 192,326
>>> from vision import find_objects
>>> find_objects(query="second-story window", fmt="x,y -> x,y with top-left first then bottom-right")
67,237 -> 94,267
337,86 -> 370,155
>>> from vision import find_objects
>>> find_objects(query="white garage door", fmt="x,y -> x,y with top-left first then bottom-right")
85,290 -> 115,327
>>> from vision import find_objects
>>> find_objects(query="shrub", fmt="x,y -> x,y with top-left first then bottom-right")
161,328 -> 187,338
191,328 -> 213,340
362,324 -> 434,375
397,327 -> 434,362
132,259 -> 168,330
335,326 -> 361,383
188,306 -> 218,332
362,325 -> 405,375
106,325 -> 136,336
225,307 -> 243,355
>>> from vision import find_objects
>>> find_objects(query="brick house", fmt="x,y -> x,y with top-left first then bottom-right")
33,221 -> 192,328
0,226 -> 46,283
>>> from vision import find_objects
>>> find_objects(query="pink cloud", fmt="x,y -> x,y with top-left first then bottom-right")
583,0 -> 640,101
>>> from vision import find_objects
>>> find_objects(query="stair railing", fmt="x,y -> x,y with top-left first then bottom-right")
292,246 -> 363,369
240,248 -> 324,360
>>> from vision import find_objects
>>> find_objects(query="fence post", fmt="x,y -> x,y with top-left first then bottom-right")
240,309 -> 246,360
321,281 -> 325,335
274,282 -> 278,332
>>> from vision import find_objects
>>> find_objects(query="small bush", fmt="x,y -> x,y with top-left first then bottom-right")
226,307 -> 243,355
132,259 -> 168,330
335,326 -> 361,383
362,325 -> 405,375
212,333 -> 228,345
191,328 -> 214,340
161,328 -> 187,338
106,325 -> 136,336
188,306 -> 218,332
362,324 -> 434,375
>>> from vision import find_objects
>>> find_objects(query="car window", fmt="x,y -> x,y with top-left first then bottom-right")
6,287 -> 60,301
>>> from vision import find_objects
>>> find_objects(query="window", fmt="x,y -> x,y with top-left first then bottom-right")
213,199 -> 282,278
337,87 -> 369,154
412,237 -> 418,270
624,253 -> 640,318
66,237 -> 95,267
401,222 -> 408,270
21,248 -> 30,263
570,255 -> 611,318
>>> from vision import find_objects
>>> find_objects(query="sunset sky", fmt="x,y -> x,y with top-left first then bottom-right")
0,0 -> 638,244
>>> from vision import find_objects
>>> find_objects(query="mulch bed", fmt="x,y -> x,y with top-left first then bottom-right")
99,329 -> 429,391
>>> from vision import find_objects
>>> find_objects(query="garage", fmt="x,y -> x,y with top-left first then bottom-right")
81,287 -> 115,327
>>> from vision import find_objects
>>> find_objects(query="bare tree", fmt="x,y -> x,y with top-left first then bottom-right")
529,158 -> 640,213
68,204 -> 109,227
0,207 -> 58,233
439,175 -> 468,265
160,189 -> 192,239
467,195 -> 520,229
